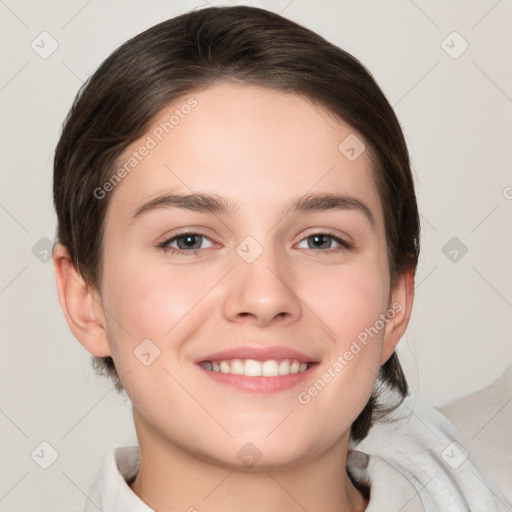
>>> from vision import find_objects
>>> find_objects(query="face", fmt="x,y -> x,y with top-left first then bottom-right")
93,82 -> 405,469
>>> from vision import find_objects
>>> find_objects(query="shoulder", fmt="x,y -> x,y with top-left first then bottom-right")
440,363 -> 512,504
348,389 -> 511,511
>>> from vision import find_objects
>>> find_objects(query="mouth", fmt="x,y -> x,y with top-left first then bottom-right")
195,357 -> 319,393
194,345 -> 320,392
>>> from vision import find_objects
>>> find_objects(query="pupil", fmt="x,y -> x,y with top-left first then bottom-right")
310,234 -> 330,249
179,234 -> 200,249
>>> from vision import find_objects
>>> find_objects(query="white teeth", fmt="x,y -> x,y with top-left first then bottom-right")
262,360 -> 279,377
278,359 -> 289,375
199,358 -> 311,376
230,359 -> 244,375
244,359 -> 262,376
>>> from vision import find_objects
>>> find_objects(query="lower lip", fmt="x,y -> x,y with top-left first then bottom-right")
196,363 -> 319,393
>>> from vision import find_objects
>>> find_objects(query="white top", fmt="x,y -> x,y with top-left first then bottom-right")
83,393 -> 511,511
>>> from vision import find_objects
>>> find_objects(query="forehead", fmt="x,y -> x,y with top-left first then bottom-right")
106,81 -> 382,223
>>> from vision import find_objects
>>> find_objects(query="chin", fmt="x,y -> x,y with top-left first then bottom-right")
200,435 -> 322,472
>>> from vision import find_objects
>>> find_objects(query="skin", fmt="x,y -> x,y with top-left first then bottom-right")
53,82 -> 414,512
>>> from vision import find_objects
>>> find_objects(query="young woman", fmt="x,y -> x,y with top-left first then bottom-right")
52,5 -> 509,511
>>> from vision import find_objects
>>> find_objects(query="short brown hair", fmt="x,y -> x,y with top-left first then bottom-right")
53,5 -> 419,443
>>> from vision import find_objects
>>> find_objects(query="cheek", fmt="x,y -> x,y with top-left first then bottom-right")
126,274 -> 195,333
310,258 -> 390,346
100,262 -> 213,414
101,255 -> 211,367
300,254 -> 390,401
295,267 -> 388,438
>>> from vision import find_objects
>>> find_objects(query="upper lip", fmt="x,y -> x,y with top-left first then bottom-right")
195,345 -> 320,364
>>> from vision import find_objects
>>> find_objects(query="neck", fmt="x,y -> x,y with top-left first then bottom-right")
129,409 -> 368,512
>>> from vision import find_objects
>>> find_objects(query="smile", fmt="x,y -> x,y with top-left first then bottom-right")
198,358 -> 313,376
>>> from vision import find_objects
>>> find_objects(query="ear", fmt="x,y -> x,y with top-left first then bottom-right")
52,243 -> 111,357
380,266 -> 415,364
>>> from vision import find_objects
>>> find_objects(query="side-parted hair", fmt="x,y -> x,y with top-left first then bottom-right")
53,5 -> 419,443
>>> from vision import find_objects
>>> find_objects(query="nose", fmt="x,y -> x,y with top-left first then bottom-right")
221,244 -> 302,327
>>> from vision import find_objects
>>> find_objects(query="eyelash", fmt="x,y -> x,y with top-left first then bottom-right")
157,231 -> 353,257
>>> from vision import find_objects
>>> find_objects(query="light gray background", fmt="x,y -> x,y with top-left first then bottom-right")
1,0 -> 511,510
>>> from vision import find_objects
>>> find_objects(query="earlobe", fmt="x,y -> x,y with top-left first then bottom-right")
52,243 -> 111,358
380,266 -> 415,364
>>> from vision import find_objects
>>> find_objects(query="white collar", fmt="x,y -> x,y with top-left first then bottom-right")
83,393 -> 510,512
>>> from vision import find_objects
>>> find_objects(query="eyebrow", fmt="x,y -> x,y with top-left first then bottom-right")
129,191 -> 375,228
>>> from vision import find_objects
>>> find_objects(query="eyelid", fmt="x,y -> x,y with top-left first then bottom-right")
157,226 -> 217,244
157,230 -> 217,253
298,227 -> 353,246
296,232 -> 353,253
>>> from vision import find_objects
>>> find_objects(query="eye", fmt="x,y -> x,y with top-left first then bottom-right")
158,232 -> 214,256
157,231 -> 352,257
296,233 -> 352,253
